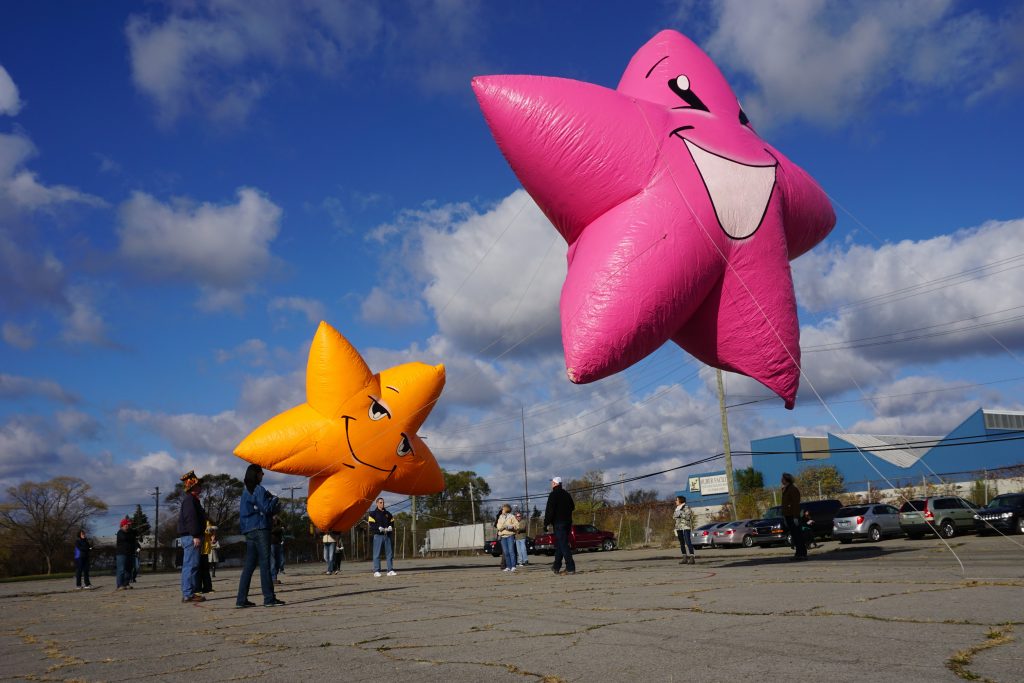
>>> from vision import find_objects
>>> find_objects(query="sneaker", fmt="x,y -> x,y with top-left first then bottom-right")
85,585 -> 95,590
386,570 -> 397,577
263,598 -> 286,607
75,586 -> 83,590
552,569 -> 561,576
374,571 -> 382,577
275,579 -> 283,585
688,557 -> 695,565
182,595 -> 206,603
235,600 -> 256,608
509,567 -> 516,573
502,568 -> 510,572
566,571 -> 576,575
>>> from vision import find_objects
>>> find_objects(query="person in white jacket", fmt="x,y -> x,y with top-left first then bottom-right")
673,496 -> 695,565
496,504 -> 520,572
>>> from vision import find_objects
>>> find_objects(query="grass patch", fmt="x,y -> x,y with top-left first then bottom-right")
946,623 -> 1014,682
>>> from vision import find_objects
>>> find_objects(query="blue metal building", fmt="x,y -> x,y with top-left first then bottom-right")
748,408 -> 1024,491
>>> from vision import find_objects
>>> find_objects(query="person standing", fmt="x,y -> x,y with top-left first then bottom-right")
271,517 -> 285,583
236,464 -> 284,607
496,504 -> 519,572
781,472 -> 807,561
73,529 -> 94,590
514,511 -> 529,566
322,530 -> 338,575
367,498 -> 396,577
177,470 -> 207,603
115,518 -> 136,591
673,496 -> 696,564
209,533 -> 220,578
197,520 -> 216,593
543,477 -> 576,576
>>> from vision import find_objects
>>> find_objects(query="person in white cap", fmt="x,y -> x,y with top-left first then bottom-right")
543,477 -> 576,575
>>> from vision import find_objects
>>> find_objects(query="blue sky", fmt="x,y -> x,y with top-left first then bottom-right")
2,1 -> 1023,531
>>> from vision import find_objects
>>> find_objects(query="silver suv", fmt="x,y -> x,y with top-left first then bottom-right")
899,496 -> 977,539
833,504 -> 901,543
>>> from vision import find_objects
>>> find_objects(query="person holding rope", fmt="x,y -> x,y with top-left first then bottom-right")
368,498 -> 396,577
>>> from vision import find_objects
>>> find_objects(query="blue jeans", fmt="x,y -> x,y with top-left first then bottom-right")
75,557 -> 90,587
323,542 -> 336,573
552,523 -> 575,573
500,536 -> 517,569
515,538 -> 528,564
372,534 -> 393,572
180,535 -> 198,598
272,543 -> 285,580
676,529 -> 694,556
115,554 -> 129,588
236,529 -> 276,605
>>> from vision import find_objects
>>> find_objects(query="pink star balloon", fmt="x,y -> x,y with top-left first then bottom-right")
473,30 -> 835,408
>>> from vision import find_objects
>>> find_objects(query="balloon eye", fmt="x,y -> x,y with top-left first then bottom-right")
397,434 -> 412,457
668,74 -> 709,113
368,398 -> 391,421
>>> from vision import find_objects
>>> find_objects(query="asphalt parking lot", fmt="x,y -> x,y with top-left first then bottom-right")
1,533 -> 1022,683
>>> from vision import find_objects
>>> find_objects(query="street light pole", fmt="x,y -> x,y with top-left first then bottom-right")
521,404 -> 530,536
151,486 -> 159,571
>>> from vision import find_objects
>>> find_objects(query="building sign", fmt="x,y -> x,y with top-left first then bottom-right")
687,473 -> 729,496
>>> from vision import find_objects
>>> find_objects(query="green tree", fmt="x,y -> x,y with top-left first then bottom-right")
130,504 -> 151,543
735,467 -> 764,494
566,470 -> 609,524
0,477 -> 107,574
625,488 -> 659,506
795,465 -> 845,499
422,470 -> 491,525
165,473 -> 244,532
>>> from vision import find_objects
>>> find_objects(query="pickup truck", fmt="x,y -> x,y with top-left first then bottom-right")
532,524 -> 616,554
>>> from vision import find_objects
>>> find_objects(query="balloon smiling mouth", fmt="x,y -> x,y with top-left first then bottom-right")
676,136 -> 777,240
341,416 -> 397,476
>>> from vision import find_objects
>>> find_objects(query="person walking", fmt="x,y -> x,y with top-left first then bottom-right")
781,472 -> 807,561
271,517 -> 285,583
514,511 -> 529,566
236,464 -> 284,607
543,477 -> 576,576
322,530 -> 338,575
177,470 -> 207,603
496,504 -> 520,572
367,498 -> 396,577
73,529 -> 94,590
198,520 -> 216,593
115,517 -> 136,591
673,496 -> 696,564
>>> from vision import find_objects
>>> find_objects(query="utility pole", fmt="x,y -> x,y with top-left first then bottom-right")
716,369 -> 738,521
282,486 -> 302,517
411,496 -> 417,556
151,486 -> 159,571
521,404 -> 530,536
468,480 -> 476,525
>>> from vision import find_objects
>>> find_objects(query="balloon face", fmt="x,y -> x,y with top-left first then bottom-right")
473,30 -> 835,408
234,321 -> 445,530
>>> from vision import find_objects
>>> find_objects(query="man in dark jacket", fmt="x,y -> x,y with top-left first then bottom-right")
115,517 -> 136,590
781,472 -> 806,561
177,470 -> 208,602
367,498 -> 396,577
543,476 -> 576,575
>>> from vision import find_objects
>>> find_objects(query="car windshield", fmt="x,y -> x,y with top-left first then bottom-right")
837,506 -> 868,516
764,506 -> 782,517
989,494 -> 1024,508
899,500 -> 926,512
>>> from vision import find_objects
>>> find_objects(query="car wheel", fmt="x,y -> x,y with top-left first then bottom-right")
868,526 -> 882,543
602,539 -> 614,551
785,533 -> 793,547
742,535 -> 753,548
939,520 -> 956,539
1017,516 -> 1024,535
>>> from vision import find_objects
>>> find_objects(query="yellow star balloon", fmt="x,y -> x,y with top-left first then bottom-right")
234,321 -> 446,531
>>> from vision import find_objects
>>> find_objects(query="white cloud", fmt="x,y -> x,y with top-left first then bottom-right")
116,187 -> 282,309
118,408 -> 251,456
216,338 -> 270,365
0,65 -> 22,116
269,296 -> 327,325
60,285 -> 109,346
2,322 -> 35,350
124,0 -> 489,125
0,132 -> 105,213
359,287 -> 426,328
703,1 -> 1024,128
0,374 -> 77,403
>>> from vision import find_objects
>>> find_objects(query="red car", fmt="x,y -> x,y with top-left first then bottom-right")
533,524 -> 616,554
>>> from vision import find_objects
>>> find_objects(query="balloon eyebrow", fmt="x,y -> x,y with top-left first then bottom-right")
646,56 -> 669,78
385,386 -> 400,393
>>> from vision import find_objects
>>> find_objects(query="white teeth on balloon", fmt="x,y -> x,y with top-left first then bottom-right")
684,139 -> 776,240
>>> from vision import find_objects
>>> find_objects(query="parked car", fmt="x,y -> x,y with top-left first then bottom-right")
483,536 -> 535,557
832,504 -> 902,543
712,519 -> 758,548
973,493 -> 1024,535
692,522 -> 730,549
750,499 -> 843,547
899,496 -> 977,539
532,524 -> 616,554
